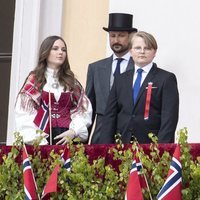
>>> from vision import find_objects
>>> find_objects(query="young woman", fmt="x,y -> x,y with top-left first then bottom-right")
15,35 -> 92,145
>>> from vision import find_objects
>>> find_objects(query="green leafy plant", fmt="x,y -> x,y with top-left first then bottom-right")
0,128 -> 199,199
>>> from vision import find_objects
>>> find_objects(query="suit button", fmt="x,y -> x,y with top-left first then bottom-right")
129,128 -> 133,131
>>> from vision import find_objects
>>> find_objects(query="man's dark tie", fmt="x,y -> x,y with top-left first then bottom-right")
114,58 -> 124,76
133,68 -> 143,104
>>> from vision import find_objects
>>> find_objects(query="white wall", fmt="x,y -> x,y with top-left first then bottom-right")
109,0 -> 200,143
7,0 -> 63,145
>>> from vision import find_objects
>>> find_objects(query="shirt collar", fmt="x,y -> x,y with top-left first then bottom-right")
113,52 -> 131,61
135,62 -> 153,73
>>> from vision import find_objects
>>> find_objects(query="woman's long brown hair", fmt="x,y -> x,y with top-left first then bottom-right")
33,35 -> 76,91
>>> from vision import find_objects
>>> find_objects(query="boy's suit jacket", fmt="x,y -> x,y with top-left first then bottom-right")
98,63 -> 179,144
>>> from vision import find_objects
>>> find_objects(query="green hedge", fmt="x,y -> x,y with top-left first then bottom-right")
0,128 -> 200,200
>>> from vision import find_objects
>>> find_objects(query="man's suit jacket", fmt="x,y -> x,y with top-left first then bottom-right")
86,55 -> 134,143
98,63 -> 179,144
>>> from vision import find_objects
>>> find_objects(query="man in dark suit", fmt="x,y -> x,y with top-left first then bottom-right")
86,13 -> 138,143
98,31 -> 179,144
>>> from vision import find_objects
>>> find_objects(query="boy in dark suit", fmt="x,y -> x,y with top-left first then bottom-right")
99,31 -> 179,144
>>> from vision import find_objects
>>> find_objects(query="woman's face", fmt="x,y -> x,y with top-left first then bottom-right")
47,39 -> 67,70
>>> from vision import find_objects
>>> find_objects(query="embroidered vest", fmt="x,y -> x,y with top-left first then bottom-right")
34,91 -> 72,133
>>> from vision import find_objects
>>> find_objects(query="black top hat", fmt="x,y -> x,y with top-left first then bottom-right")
103,13 -> 137,32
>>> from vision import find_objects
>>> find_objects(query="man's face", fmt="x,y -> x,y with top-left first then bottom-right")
109,31 -> 131,56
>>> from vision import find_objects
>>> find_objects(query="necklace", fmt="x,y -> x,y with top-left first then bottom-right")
51,70 -> 59,89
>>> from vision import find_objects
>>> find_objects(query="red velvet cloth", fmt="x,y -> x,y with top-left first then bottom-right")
0,144 -> 200,167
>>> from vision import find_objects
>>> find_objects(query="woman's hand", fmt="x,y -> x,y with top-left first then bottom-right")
54,129 -> 76,145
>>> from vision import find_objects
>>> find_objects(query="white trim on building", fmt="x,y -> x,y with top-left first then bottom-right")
7,0 -> 64,145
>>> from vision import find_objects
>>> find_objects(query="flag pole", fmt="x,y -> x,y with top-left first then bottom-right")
48,91 -> 52,145
143,169 -> 153,200
136,145 -> 153,200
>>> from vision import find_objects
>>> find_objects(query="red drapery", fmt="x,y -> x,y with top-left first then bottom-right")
0,144 -> 200,166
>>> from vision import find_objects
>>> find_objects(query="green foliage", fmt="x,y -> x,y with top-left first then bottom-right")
0,146 -> 23,199
0,128 -> 200,199
178,128 -> 200,200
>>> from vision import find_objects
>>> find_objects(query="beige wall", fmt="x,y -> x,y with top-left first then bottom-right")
62,0 -> 109,87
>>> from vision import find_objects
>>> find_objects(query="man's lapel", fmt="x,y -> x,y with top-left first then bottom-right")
126,57 -> 134,71
123,70 -> 135,109
100,56 -> 113,98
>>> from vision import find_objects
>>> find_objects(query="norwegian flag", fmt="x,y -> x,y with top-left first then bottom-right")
41,147 -> 71,199
34,101 -> 49,134
41,164 -> 60,199
157,145 -> 182,200
61,147 -> 71,171
22,145 -> 39,200
125,155 -> 144,200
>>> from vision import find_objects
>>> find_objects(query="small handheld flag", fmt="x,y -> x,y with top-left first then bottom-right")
61,147 -> 71,171
125,155 -> 144,200
41,164 -> 60,199
157,145 -> 182,200
22,145 -> 39,200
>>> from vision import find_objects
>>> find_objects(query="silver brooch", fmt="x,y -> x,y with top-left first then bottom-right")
51,70 -> 59,89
